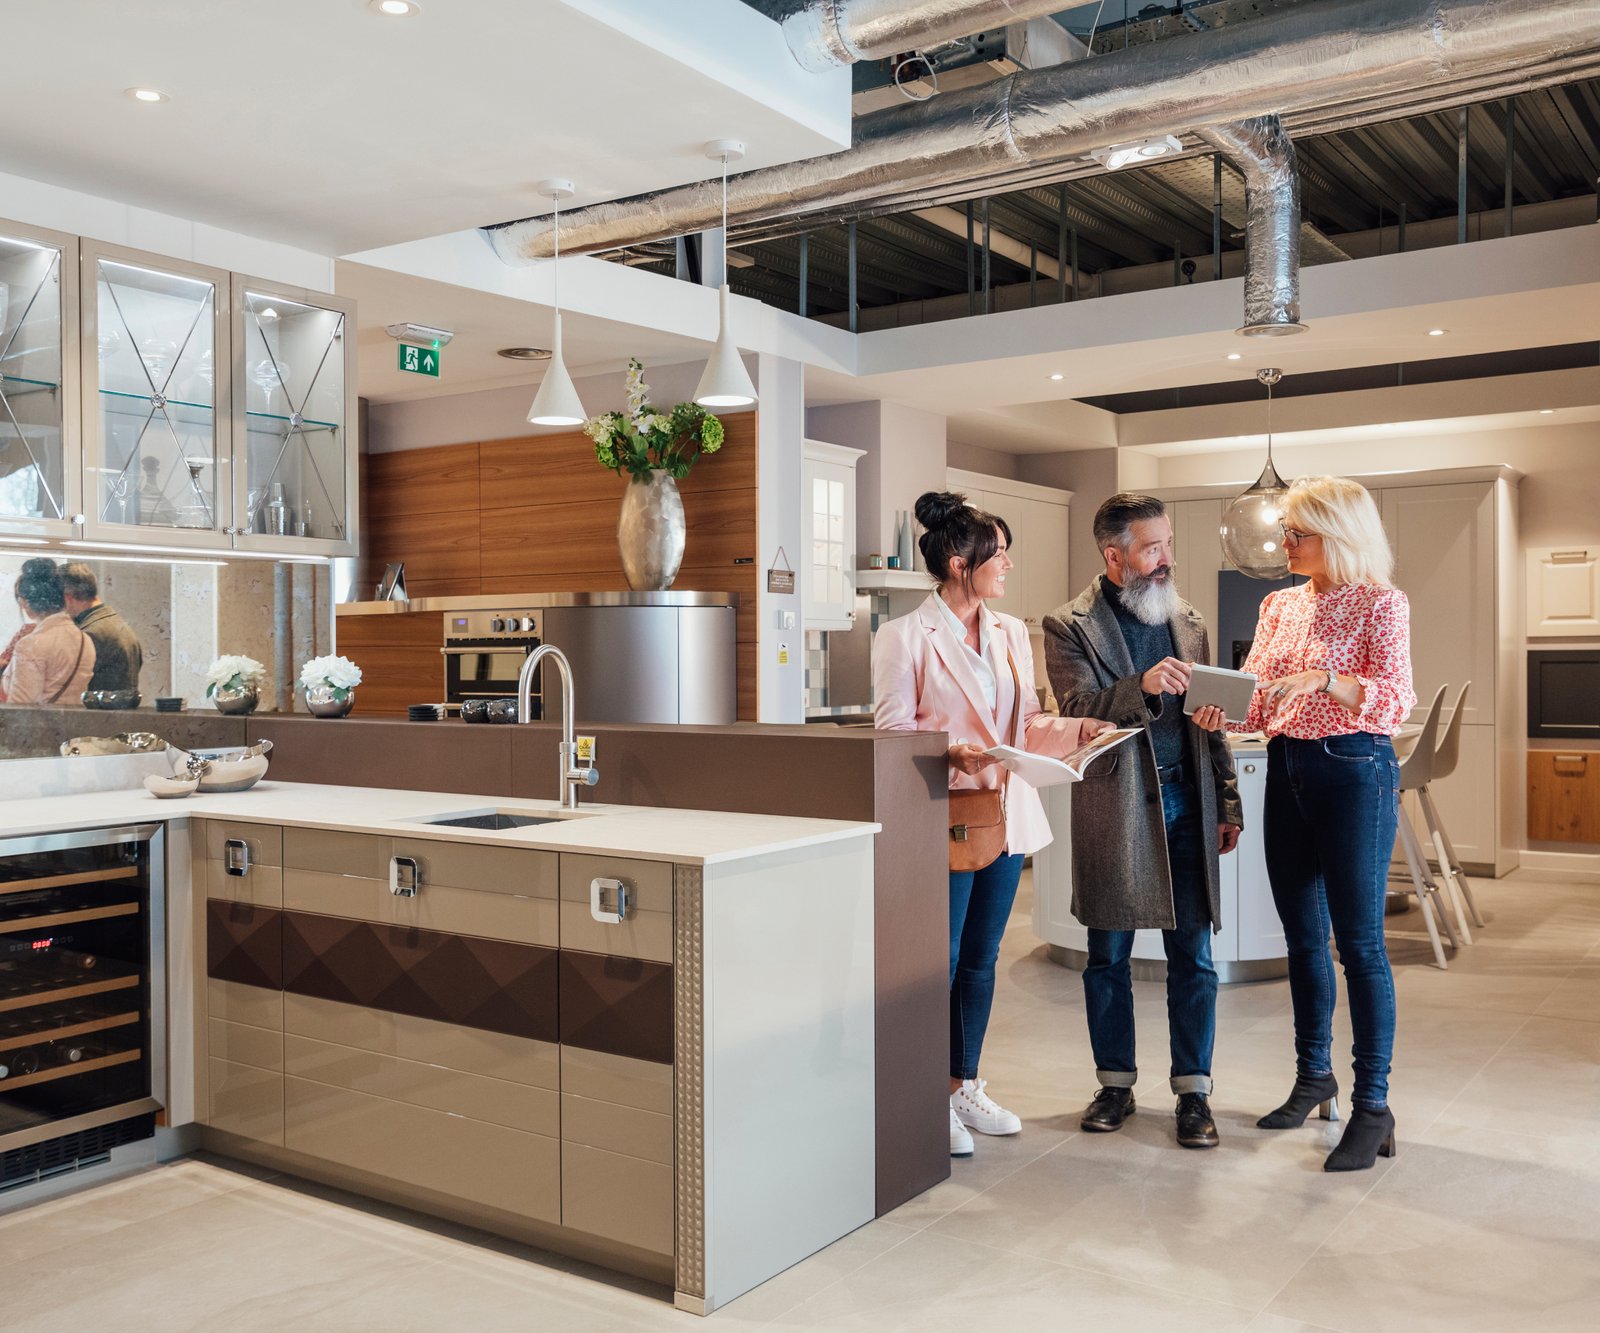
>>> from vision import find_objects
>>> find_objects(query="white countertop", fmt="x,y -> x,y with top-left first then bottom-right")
0,780 -> 880,867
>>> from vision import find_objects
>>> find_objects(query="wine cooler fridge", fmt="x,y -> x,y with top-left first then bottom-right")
0,825 -> 165,1192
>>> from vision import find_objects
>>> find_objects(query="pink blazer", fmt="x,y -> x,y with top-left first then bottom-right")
873,594 -> 1095,857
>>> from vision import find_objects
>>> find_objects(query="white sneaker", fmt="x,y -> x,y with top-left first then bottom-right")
952,1078 -> 1023,1136
949,1107 -> 974,1158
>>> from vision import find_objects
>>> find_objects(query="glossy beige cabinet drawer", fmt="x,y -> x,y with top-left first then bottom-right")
558,854 -> 673,962
561,1142 -> 672,1257
283,1033 -> 558,1135
392,839 -> 559,901
208,977 -> 282,1030
202,820 -> 282,868
283,993 -> 559,1089
209,1058 -> 284,1144
285,1077 -> 560,1225
284,870 -> 558,946
283,826 -> 389,879
205,857 -> 283,908
209,1018 -> 282,1072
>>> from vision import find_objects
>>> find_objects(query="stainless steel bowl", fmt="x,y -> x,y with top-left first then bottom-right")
186,740 -> 274,792
82,689 -> 142,710
60,732 -> 168,756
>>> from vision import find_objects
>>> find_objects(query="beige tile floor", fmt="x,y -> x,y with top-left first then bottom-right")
4,869 -> 1599,1332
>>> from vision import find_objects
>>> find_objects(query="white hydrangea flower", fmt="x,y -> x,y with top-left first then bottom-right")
205,655 -> 265,689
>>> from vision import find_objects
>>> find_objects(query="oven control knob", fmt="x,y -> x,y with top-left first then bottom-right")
490,617 -> 506,633
518,617 -> 537,633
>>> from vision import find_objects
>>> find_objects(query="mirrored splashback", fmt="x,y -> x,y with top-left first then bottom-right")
0,552 -> 331,758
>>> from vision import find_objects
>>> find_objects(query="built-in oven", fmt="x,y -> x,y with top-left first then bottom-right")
441,610 -> 543,716
0,824 -> 164,1193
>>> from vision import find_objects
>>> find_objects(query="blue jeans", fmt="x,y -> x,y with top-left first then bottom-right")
949,852 -> 1024,1080
1264,733 -> 1400,1110
1083,780 -> 1218,1096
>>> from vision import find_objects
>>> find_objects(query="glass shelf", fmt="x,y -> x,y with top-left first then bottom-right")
0,373 -> 60,396
98,387 -> 215,430
244,409 -> 339,432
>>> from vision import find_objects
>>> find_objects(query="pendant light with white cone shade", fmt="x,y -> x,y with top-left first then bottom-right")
526,179 -> 588,428
694,140 -> 758,409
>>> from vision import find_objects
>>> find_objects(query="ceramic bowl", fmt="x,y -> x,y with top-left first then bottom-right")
144,773 -> 199,799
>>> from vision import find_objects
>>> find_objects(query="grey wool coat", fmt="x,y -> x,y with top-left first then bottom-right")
1041,580 -> 1243,933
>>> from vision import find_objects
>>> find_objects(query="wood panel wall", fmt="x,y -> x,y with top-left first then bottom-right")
347,413 -> 759,719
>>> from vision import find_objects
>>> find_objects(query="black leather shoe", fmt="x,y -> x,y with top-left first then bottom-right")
1175,1092 -> 1219,1149
1080,1087 -> 1135,1132
1257,1073 -> 1341,1130
1324,1106 -> 1396,1172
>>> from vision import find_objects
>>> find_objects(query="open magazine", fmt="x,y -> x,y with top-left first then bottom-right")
984,727 -> 1141,788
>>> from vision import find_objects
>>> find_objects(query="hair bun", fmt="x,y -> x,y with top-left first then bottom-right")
914,490 -> 968,533
20,557 -> 57,578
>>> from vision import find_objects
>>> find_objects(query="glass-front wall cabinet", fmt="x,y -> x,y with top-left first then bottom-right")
81,242 -> 229,547
232,280 -> 355,554
0,221 -> 79,537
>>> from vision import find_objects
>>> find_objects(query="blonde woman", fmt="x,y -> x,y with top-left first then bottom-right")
1242,477 -> 1416,1172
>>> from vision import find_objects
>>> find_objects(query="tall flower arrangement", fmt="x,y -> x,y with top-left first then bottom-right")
583,359 -> 724,481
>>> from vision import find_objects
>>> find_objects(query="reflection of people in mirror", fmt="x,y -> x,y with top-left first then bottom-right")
0,559 -> 96,707
61,563 -> 143,695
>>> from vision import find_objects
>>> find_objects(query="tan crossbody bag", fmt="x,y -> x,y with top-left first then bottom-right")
948,651 -> 1021,874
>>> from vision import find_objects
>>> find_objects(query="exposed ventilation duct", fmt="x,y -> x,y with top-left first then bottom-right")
782,0 -> 1078,72
1197,116 -> 1304,336
486,0 -> 1600,274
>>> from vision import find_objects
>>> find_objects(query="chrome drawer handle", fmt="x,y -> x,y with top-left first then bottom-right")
590,877 -> 630,924
390,856 -> 421,898
224,839 -> 251,877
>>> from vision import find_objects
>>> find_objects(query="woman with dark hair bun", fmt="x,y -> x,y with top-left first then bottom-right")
0,558 -> 96,706
875,491 -> 1111,1158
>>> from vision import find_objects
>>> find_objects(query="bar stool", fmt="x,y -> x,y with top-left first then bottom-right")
1392,684 -> 1460,969
1419,682 -> 1486,931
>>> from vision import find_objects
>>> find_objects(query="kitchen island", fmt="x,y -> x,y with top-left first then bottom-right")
0,776 -> 878,1315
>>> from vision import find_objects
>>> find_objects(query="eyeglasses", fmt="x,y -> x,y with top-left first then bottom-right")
1278,523 -> 1319,545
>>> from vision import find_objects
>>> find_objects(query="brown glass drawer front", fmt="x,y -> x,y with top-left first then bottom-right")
558,950 -> 673,1066
207,900 -> 283,991
280,911 -> 558,1045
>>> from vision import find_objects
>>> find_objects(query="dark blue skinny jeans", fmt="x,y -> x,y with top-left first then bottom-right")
1264,732 -> 1400,1110
1083,778 -> 1218,1096
948,852 -> 1024,1081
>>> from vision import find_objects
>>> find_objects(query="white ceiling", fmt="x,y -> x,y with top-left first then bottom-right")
0,0 -> 845,255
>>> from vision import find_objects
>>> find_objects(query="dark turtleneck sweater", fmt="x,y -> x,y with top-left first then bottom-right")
1101,574 -> 1187,771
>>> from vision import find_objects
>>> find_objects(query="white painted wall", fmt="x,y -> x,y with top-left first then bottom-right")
0,169 -> 333,289
756,355 -> 806,723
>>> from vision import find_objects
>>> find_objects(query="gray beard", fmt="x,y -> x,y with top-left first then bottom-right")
1119,568 -> 1182,626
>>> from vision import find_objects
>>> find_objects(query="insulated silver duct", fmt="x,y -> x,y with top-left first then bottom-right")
783,0 -> 1076,71
1197,116 -> 1304,336
486,0 -> 1600,264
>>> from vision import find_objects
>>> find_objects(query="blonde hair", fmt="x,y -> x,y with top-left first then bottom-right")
1284,475 -> 1394,588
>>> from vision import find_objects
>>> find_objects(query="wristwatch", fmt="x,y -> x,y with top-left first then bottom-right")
1319,670 -> 1337,694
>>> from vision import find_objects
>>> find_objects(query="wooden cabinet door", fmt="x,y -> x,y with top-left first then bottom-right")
1017,496 -> 1070,627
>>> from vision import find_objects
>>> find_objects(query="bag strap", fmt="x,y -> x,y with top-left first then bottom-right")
46,631 -> 87,705
998,648 -> 1021,809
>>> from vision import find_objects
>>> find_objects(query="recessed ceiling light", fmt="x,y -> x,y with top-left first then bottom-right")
1048,372 -> 1064,381
498,347 -> 552,361
1226,353 -> 1242,361
369,0 -> 420,14
125,87 -> 168,103
1427,327 -> 1447,336
1539,408 -> 1555,414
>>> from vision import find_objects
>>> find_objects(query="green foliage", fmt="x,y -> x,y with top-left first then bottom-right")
583,359 -> 725,481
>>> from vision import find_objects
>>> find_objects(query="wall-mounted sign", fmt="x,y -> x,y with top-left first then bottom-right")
398,343 -> 440,377
766,546 -> 795,594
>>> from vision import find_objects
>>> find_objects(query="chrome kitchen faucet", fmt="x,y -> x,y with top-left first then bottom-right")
518,644 -> 599,809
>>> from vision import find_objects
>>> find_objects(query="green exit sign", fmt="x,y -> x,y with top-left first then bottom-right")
398,343 -> 441,377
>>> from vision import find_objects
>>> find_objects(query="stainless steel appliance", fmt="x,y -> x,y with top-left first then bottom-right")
440,593 -> 737,725
0,825 -> 165,1192
441,610 -> 543,716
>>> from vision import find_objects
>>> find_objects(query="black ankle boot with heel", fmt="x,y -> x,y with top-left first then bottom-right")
1323,1106 -> 1396,1172
1256,1073 -> 1340,1130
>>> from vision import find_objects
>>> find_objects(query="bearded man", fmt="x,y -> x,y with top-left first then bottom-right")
1042,493 -> 1242,1150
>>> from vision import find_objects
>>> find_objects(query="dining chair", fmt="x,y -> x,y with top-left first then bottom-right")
1419,681 -> 1486,931
1392,684 -> 1459,969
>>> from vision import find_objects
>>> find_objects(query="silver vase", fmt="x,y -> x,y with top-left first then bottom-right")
212,682 -> 259,715
303,682 -> 355,718
617,471 -> 686,591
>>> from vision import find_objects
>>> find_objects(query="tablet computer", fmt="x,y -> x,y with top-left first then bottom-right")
1183,663 -> 1258,723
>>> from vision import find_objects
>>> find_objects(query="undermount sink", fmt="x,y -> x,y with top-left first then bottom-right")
407,807 -> 592,831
